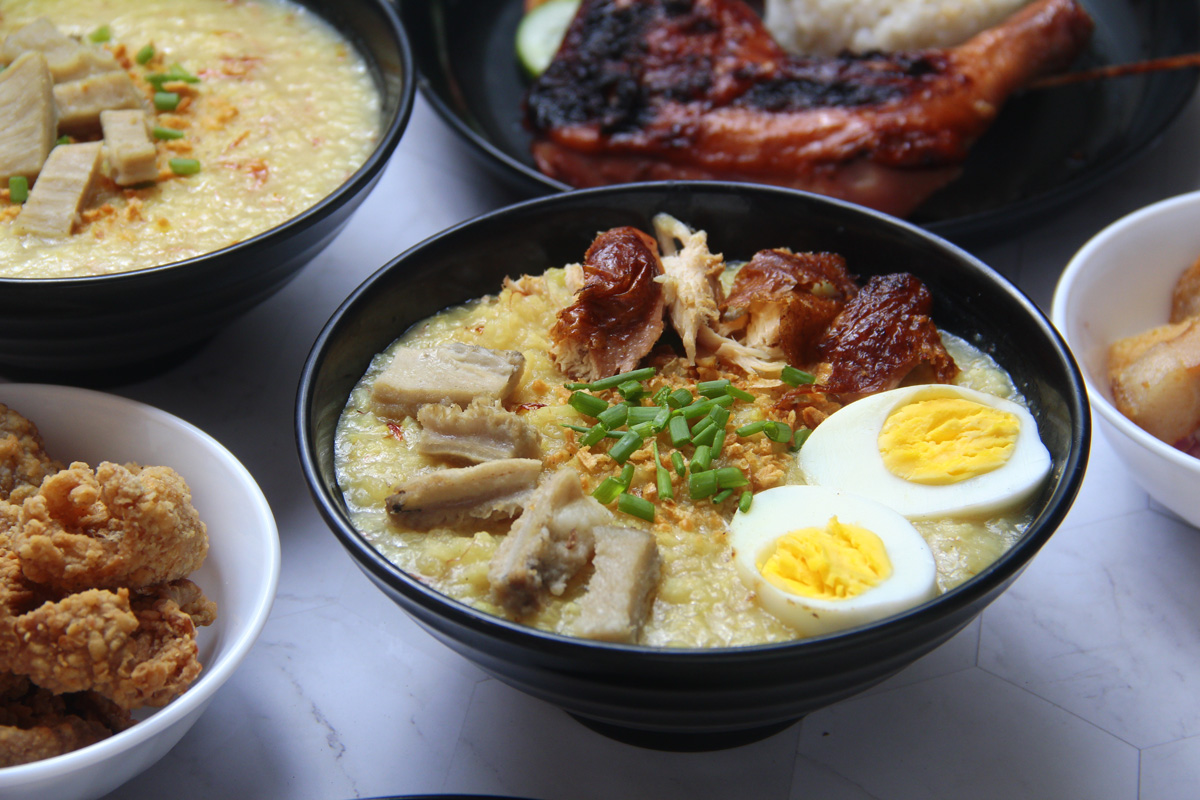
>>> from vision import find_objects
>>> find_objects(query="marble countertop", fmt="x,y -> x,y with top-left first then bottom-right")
24,77 -> 1197,800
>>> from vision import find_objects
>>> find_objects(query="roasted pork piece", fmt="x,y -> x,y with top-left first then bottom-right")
574,525 -> 661,643
385,458 -> 543,529
371,343 -> 526,420
416,399 -> 541,464
524,0 -> 1093,216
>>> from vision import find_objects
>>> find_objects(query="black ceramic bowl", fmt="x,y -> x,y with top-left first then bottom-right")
297,182 -> 1090,750
0,0 -> 414,375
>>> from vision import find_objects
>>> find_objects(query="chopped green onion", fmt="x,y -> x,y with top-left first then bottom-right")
690,444 -> 713,473
570,367 -> 656,392
668,415 -> 691,447
792,427 -> 813,450
562,423 -> 592,434
627,406 -> 663,426
688,469 -> 719,499
617,379 -> 646,401
151,126 -> 185,140
736,420 -> 767,437
671,451 -> 686,477
580,423 -> 609,448
678,398 -> 715,420
597,403 -> 628,429
712,428 -> 726,454
727,384 -> 755,402
781,365 -> 816,386
715,467 -> 749,489
168,157 -> 200,175
8,176 -> 29,204
691,424 -> 718,448
155,91 -> 180,111
764,420 -> 793,443
569,390 -> 608,418
618,492 -> 655,522
55,135 -> 70,146
618,463 -> 635,488
608,430 -> 643,464
651,405 -> 671,431
711,394 -> 735,409
136,44 -> 155,65
667,388 -> 693,408
592,477 -> 626,504
148,63 -> 200,87
697,379 -> 731,398
651,386 -> 672,406
738,491 -> 753,513
654,444 -> 673,501
712,489 -> 733,504
89,25 -> 111,43
690,416 -> 716,440
629,421 -> 656,438
708,405 -> 730,429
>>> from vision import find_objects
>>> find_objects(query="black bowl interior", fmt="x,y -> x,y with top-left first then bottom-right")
298,182 -> 1090,748
396,0 -> 1198,244
0,0 -> 415,375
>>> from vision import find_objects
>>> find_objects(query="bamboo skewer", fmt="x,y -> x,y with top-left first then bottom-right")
1030,52 -> 1200,90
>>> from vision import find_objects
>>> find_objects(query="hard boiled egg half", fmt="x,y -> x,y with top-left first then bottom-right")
730,485 -> 938,636
797,384 -> 1051,521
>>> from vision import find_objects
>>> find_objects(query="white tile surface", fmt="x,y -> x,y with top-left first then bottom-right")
0,43 -> 1191,800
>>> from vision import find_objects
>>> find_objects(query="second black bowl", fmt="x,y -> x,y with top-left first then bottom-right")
297,181 -> 1089,750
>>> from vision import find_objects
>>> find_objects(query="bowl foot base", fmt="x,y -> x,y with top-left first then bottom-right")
568,713 -> 801,751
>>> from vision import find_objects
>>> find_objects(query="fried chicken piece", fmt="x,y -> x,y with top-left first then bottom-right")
13,461 -> 208,593
137,577 -> 218,628
0,404 -> 63,505
0,672 -> 133,767
8,586 -> 203,710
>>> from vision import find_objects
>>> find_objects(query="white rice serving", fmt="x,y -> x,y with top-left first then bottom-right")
764,0 -> 1030,56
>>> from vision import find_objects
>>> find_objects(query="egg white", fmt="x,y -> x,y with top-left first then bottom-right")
730,485 -> 938,637
796,384 -> 1051,520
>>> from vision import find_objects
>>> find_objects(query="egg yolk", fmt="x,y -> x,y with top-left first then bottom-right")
757,517 -> 892,600
878,397 -> 1019,485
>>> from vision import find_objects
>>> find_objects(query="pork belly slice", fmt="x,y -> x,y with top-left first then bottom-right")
0,52 -> 57,184
1109,319 -> 1200,445
488,468 -> 611,617
101,109 -> 158,186
370,343 -> 526,420
54,71 -> 144,135
574,526 -> 661,643
386,458 -> 542,530
416,399 -> 541,464
1,18 -> 119,83
13,142 -> 102,238
551,226 -> 666,381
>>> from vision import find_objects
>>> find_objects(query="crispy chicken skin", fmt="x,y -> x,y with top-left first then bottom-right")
12,461 -> 209,593
0,403 -> 63,505
525,0 -> 1093,217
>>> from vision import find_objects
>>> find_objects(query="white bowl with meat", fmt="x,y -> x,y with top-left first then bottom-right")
1053,190 -> 1200,528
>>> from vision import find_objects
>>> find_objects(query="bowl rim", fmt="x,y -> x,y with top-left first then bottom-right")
1052,188 -> 1200,474
0,383 -> 281,785
297,180 -> 1090,662
0,0 -> 415,288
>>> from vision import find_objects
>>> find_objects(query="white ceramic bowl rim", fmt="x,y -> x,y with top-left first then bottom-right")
1052,190 -> 1200,475
0,384 -> 280,786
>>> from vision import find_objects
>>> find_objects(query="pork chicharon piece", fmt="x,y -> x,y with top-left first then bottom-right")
810,272 -> 958,398
13,142 -> 102,237
525,0 -> 1093,217
101,109 -> 158,187
721,249 -> 859,366
0,51 -> 57,185
551,226 -> 666,381
416,399 -> 541,464
488,468 -> 611,617
574,525 -> 661,643
386,458 -> 543,529
370,343 -> 526,420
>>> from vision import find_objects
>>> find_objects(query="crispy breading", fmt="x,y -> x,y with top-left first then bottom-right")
0,673 -> 133,767
0,404 -> 64,504
13,461 -> 208,593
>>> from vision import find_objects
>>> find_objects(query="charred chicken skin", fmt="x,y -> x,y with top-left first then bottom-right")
524,0 -> 1094,217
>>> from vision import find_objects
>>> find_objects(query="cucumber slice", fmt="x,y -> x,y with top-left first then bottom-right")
516,0 -> 581,78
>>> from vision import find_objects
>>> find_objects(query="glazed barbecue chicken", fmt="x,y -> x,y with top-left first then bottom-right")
524,0 -> 1094,217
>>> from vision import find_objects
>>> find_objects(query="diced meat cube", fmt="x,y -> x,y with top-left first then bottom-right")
370,343 -> 525,420
1,18 -> 118,82
13,142 -> 102,237
1109,318 -> 1200,444
0,52 -> 57,183
385,458 -> 542,529
101,109 -> 157,186
54,71 -> 143,135
488,469 -> 611,617
416,399 -> 541,464
574,526 -> 661,643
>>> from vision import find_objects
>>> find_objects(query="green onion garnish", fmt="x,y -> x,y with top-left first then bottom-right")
597,402 -> 628,429
569,390 -> 608,418
792,427 -> 813,450
781,365 -> 816,386
617,379 -> 646,401
688,469 -> 718,499
168,157 -> 200,175
727,384 -> 755,402
667,388 -> 693,408
651,405 -> 671,431
735,420 -> 767,437
697,379 -> 731,398
566,367 -> 656,392
667,415 -> 691,447
691,424 -> 718,448
764,420 -> 793,444
627,406 -> 662,427
671,451 -> 686,477
651,386 -> 672,406
738,491 -> 753,513
712,489 -> 733,504
715,467 -> 749,489
690,444 -> 713,473
690,416 -> 716,440
152,126 -> 185,140
618,492 -> 655,522
136,44 -> 155,65
709,405 -> 730,428
154,91 -> 180,111
618,463 -> 635,488
592,477 -> 625,504
55,135 -> 70,146
580,423 -> 609,448
678,398 -> 714,420
8,176 -> 29,204
629,421 -> 656,438
89,25 -> 111,43
712,428 -> 726,454
653,443 -> 673,501
608,430 -> 643,464
562,423 -> 592,434
148,64 -> 200,87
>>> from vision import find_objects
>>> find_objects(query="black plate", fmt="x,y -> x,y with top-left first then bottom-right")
396,0 -> 1199,242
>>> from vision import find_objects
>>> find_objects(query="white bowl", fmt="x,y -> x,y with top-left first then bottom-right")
1052,190 -> 1200,528
0,384 -> 280,800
